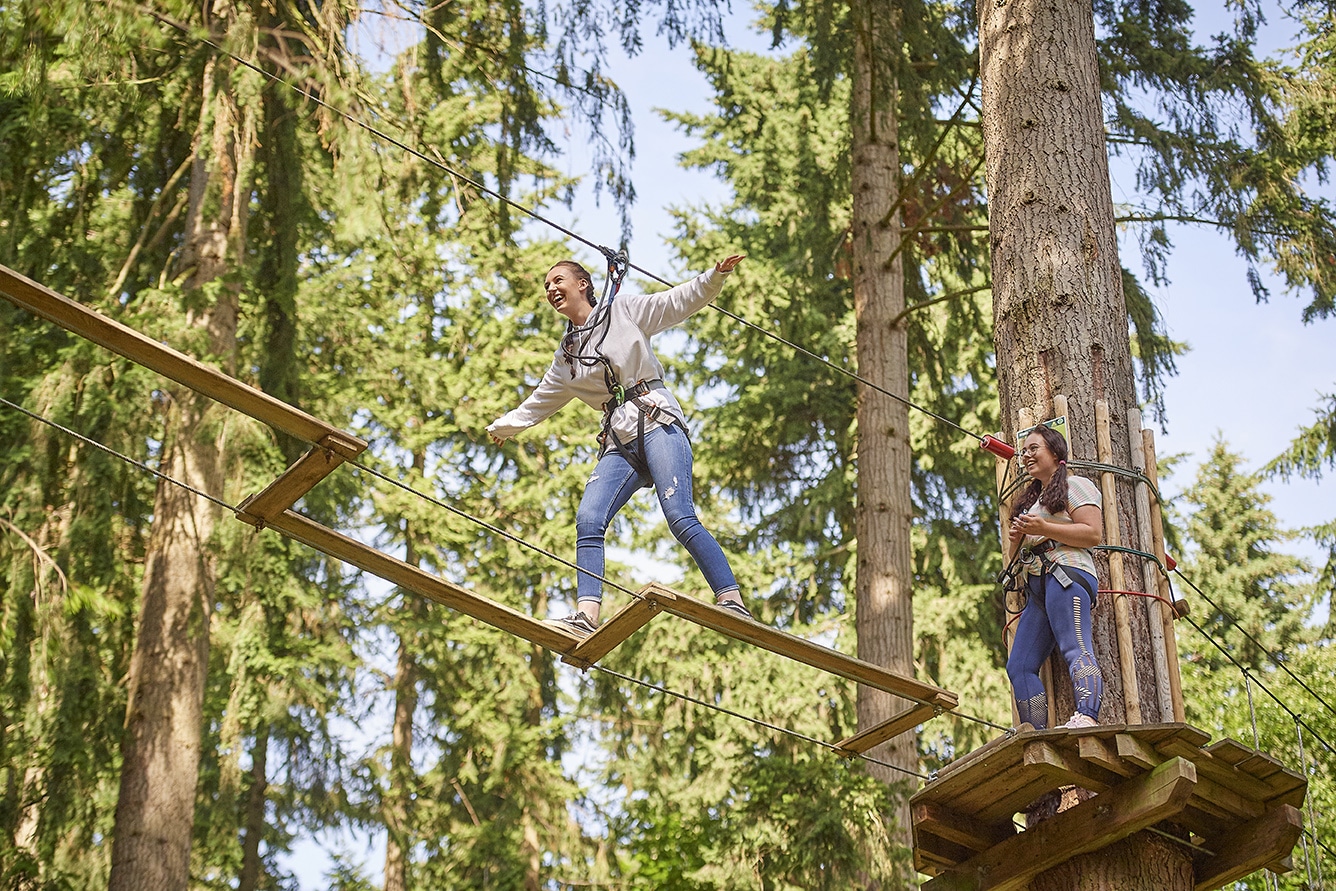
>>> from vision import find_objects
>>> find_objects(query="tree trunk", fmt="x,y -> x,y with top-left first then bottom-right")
384,526 -> 425,891
237,722 -> 269,891
979,0 -> 1179,887
850,0 -> 916,866
108,44 -> 254,891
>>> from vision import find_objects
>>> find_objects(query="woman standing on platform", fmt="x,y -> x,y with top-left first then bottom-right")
487,255 -> 751,636
1006,423 -> 1105,729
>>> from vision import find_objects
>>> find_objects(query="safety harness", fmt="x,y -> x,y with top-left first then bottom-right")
999,537 -> 1099,610
557,246 -> 686,476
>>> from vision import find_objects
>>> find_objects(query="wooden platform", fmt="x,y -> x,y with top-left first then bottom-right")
911,723 -> 1306,891
3,262 -> 957,754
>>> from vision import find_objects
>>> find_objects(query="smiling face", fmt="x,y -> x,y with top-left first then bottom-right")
1021,430 -> 1060,483
544,263 -> 592,324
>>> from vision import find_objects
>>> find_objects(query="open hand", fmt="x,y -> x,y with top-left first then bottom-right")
715,254 -> 746,274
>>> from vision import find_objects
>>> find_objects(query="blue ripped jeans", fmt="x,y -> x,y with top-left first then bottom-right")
575,424 -> 738,604
1006,567 -> 1103,729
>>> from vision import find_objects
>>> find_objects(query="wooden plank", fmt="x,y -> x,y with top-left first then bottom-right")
1189,774 -> 1265,821
653,584 -> 958,708
921,757 -> 1199,891
1096,398 -> 1142,723
1204,738 -> 1257,766
915,832 -> 978,876
0,264 -> 365,456
917,739 -> 1027,809
1078,734 -> 1139,777
1193,805 -> 1302,891
930,726 -> 1030,783
1155,739 -> 1277,802
263,509 -> 578,651
562,595 -> 664,668
967,762 -> 1060,825
913,800 -> 1015,854
836,702 -> 940,755
237,436 -> 362,523
1115,732 -> 1164,769
1023,739 -> 1120,793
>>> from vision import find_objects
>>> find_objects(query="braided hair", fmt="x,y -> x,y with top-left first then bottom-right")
1013,423 -> 1071,515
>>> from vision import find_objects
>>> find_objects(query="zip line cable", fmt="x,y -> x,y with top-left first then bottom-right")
1175,572 -> 1336,760
1172,567 -> 1336,722
0,396 -> 236,513
144,11 -> 990,448
0,395 -> 963,780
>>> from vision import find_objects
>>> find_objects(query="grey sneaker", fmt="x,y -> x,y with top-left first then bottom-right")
1061,712 -> 1098,729
715,598 -> 754,620
549,611 -> 598,637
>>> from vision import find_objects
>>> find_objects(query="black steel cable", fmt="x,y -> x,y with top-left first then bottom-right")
145,11 -> 987,446
0,396 -> 237,512
1173,568 -> 1336,722
589,663 -> 931,780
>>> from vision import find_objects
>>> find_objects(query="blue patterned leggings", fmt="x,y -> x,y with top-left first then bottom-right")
1006,567 -> 1103,729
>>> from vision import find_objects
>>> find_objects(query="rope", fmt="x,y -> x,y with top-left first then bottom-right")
1177,592 -> 1336,759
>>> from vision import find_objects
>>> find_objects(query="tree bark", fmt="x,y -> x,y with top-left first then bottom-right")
238,722 -> 269,891
979,0 -> 1181,887
384,520 -> 425,891
109,42 -> 254,891
850,0 -> 917,866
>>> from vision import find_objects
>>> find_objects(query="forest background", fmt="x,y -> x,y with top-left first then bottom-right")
0,0 -> 1333,889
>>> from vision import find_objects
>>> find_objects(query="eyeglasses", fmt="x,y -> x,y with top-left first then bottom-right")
1020,445 -> 1047,457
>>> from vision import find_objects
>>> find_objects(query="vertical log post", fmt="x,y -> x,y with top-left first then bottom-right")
1095,399 -> 1142,723
1129,409 -> 1174,722
1141,428 -> 1186,722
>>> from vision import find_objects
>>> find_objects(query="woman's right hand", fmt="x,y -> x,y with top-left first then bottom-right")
715,254 -> 746,274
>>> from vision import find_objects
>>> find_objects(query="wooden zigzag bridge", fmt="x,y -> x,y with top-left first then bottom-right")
1,262 -> 1311,889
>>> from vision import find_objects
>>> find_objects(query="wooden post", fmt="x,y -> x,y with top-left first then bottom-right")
1141,429 -> 1186,722
1129,409 -> 1174,723
1096,400 -> 1142,723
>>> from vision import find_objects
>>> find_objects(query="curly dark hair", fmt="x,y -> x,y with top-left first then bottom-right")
1013,423 -> 1071,515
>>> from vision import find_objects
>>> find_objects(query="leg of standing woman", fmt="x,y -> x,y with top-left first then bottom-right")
574,449 -> 647,611
1043,567 -> 1104,721
1006,576 -> 1057,729
638,425 -> 739,597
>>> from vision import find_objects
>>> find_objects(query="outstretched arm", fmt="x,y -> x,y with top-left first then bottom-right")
487,361 -> 572,444
623,255 -> 747,335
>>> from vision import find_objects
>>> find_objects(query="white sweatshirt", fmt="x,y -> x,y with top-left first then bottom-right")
487,268 -> 728,444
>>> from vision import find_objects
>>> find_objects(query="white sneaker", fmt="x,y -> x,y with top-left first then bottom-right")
1061,712 -> 1098,729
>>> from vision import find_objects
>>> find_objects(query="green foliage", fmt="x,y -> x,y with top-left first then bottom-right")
1174,440 -> 1333,890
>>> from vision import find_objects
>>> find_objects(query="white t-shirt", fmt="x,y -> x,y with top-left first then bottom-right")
1019,475 -> 1102,581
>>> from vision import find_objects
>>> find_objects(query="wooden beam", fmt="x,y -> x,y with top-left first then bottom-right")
262,509 -> 578,652
1156,738 -> 1278,802
1023,739 -> 1120,793
650,583 -> 958,709
1078,734 -> 1139,777
1115,732 -> 1164,769
836,702 -> 940,755
1193,805 -> 1302,891
913,801 -> 1015,854
237,435 -> 363,523
921,757 -> 1198,891
562,595 -> 664,668
0,263 -> 365,456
